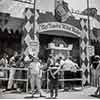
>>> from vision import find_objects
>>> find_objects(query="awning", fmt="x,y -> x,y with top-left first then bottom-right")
0,17 -> 24,33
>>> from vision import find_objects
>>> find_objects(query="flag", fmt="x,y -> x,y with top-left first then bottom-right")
55,1 -> 72,22
61,1 -> 72,22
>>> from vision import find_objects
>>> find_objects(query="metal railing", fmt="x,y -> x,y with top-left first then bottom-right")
0,67 -> 83,92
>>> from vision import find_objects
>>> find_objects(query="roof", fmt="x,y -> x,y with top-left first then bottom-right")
0,16 -> 24,33
0,9 -> 100,40
0,0 -> 33,18
0,0 -> 54,18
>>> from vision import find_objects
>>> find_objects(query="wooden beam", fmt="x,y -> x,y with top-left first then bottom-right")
13,0 -> 34,5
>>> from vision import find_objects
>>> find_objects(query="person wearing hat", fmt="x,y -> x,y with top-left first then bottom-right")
28,55 -> 45,97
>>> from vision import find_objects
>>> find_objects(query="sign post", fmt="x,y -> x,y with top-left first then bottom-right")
28,40 -> 39,57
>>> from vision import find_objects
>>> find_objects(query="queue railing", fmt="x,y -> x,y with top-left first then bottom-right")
0,67 -> 83,93
46,69 -> 83,92
0,67 -> 29,92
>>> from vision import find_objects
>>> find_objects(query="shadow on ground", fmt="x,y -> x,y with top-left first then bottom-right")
90,94 -> 100,98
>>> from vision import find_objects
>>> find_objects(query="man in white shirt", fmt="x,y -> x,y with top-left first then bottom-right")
63,58 -> 79,72
62,57 -> 79,91
7,51 -> 19,91
28,56 -> 45,97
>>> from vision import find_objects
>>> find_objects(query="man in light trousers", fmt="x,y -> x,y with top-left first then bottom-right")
28,56 -> 45,97
7,51 -> 18,90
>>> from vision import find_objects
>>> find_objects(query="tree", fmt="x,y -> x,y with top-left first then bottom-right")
82,8 -> 97,17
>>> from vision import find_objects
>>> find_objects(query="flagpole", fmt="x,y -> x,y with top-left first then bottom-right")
87,0 -> 91,44
87,0 -> 92,86
33,0 -> 36,36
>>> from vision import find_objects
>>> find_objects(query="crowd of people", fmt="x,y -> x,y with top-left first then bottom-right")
0,51 -> 25,92
0,51 -> 82,98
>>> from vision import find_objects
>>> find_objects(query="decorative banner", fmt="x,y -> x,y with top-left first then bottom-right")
24,34 -> 32,46
80,18 -> 90,85
22,7 -> 39,58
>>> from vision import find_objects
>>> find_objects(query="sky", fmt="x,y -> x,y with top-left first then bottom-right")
37,0 -> 100,15
0,0 -> 100,18
65,0 -> 100,14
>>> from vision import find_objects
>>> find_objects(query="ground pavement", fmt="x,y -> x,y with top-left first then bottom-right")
0,86 -> 100,99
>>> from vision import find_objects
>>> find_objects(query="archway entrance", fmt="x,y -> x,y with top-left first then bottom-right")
39,33 -> 80,65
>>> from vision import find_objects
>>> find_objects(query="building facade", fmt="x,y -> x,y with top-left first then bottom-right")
0,0 -> 100,86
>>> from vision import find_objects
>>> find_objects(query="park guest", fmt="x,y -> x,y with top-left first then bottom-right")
48,57 -> 61,98
28,56 -> 45,97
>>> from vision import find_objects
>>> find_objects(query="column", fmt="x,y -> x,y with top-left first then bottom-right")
22,7 -> 39,58
80,18 -> 90,85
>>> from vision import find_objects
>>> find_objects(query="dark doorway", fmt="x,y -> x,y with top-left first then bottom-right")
0,28 -> 22,58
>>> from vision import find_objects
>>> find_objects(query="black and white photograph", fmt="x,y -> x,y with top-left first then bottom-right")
0,0 -> 100,99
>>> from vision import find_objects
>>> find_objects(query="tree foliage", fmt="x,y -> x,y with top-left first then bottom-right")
82,8 -> 97,17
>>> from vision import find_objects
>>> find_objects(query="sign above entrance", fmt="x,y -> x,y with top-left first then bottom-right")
38,22 -> 81,37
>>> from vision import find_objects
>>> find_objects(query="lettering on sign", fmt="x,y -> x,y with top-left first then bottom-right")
87,46 -> 95,56
29,41 -> 39,47
28,40 -> 39,56
38,22 -> 81,37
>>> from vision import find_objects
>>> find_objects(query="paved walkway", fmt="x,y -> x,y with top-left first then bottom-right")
0,87 -> 99,99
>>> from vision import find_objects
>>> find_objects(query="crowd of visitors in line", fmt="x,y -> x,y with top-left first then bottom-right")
0,51 -> 89,98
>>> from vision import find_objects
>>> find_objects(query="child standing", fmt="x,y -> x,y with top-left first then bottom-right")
48,58 -> 61,98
